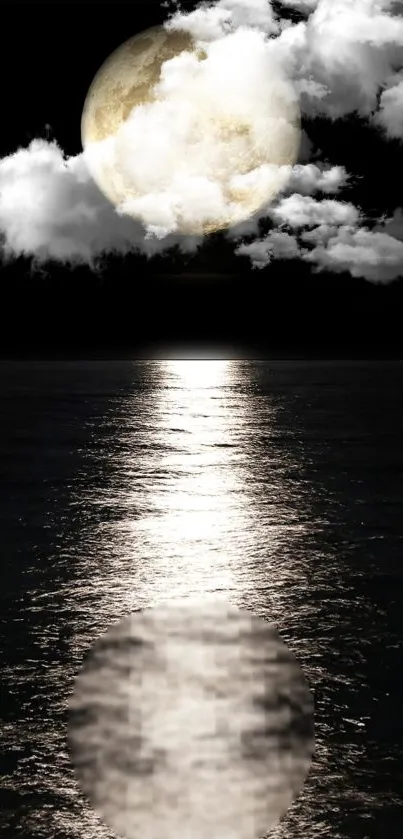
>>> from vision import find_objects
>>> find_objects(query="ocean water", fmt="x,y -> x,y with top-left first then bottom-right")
1,359 -> 403,839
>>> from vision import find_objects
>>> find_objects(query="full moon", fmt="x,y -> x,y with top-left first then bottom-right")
81,25 -> 301,236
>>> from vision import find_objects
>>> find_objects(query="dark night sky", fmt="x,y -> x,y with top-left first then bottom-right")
1,1 -> 402,357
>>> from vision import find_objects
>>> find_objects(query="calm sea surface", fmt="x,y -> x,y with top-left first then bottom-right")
1,360 -> 403,839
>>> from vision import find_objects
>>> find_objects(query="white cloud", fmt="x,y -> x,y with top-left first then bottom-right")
224,162 -> 351,239
271,0 -> 403,120
236,202 -> 403,282
0,140 -> 203,266
236,231 -> 300,266
304,226 -> 403,282
282,163 -> 349,195
165,0 -> 280,41
373,75 -> 403,139
270,194 -> 361,228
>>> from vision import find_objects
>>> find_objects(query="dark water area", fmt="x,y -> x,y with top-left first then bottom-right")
1,360 -> 403,839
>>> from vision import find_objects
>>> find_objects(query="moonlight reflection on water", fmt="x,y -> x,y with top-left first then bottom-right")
98,358 -> 300,612
68,599 -> 314,839
3,361 -> 402,839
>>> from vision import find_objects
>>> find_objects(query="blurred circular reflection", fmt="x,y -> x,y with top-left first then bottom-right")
68,598 -> 314,839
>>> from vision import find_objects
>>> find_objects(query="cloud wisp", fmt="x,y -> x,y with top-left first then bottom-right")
0,0 -> 402,282
236,203 -> 403,282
